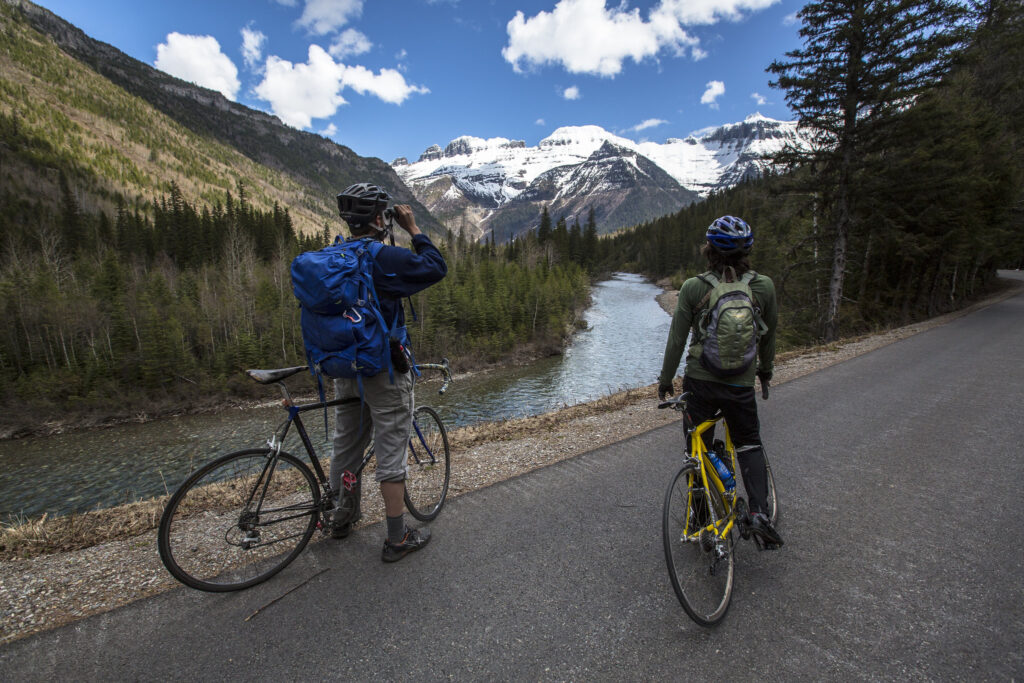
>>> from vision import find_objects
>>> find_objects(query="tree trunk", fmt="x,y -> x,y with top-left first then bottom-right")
825,214 -> 849,342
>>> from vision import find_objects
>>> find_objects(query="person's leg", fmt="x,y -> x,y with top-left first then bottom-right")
717,385 -> 769,513
681,376 -> 719,451
362,370 -> 430,560
720,386 -> 782,546
330,378 -> 373,497
329,379 -> 373,537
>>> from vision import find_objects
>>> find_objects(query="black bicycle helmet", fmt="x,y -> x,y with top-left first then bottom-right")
705,215 -> 754,255
336,183 -> 391,226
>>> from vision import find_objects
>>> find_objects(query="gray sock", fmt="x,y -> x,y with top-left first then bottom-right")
386,514 -> 406,544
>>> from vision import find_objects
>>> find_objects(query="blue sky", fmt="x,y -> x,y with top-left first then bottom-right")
35,0 -> 807,163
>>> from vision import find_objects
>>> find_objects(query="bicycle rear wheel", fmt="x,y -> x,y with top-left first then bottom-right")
764,450 -> 779,526
403,406 -> 450,521
158,449 -> 320,592
662,462 -> 735,626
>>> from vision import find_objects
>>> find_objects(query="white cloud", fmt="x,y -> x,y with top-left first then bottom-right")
503,0 -> 777,77
751,92 -> 766,105
275,0 -> 298,5
341,64 -> 430,104
395,49 -> 408,60
241,26 -> 266,69
630,118 -> 668,132
691,46 -> 708,60
253,45 -> 428,128
701,80 -> 725,108
783,11 -> 799,25
563,85 -> 580,100
654,0 -> 780,26
155,33 -> 240,101
329,28 -> 372,58
297,0 -> 363,35
321,123 -> 339,136
255,46 -> 346,128
536,118 -> 546,126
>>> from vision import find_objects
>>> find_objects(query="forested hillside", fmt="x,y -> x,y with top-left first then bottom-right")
0,183 -> 588,433
0,1 -> 441,237
596,0 -> 1022,346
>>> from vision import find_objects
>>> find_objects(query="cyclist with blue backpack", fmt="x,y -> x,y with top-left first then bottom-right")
308,183 -> 446,562
657,216 -> 783,548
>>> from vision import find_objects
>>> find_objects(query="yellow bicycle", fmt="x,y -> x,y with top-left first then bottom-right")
659,392 -> 778,626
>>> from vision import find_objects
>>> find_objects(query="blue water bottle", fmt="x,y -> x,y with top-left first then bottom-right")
707,450 -> 736,491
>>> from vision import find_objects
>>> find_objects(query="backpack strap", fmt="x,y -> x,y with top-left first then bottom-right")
740,271 -> 769,335
695,271 -> 719,312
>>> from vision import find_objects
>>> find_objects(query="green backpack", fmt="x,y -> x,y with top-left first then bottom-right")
694,269 -> 768,377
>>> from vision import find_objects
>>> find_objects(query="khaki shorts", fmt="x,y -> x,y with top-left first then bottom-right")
330,370 -> 414,491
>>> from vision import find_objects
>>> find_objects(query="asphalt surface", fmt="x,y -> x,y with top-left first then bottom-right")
3,275 -> 1023,681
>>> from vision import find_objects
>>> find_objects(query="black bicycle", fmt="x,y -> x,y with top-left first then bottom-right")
157,361 -> 453,592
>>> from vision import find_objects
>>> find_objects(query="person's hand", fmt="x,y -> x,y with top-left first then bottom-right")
756,370 -> 772,384
658,381 -> 675,400
392,204 -> 420,236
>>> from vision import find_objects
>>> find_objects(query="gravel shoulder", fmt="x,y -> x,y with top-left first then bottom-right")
2,280 -> 1019,645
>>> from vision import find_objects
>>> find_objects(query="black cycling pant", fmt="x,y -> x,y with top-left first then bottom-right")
683,376 -> 770,515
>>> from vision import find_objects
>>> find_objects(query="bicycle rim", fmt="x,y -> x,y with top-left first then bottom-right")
662,463 -> 735,626
158,449 -> 320,592
404,406 -> 450,521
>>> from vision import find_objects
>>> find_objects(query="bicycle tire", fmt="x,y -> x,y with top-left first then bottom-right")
662,462 -> 735,626
764,450 -> 779,526
158,449 -> 320,592
403,406 -> 450,521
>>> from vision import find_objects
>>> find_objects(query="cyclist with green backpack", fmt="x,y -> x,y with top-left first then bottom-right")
657,216 -> 783,548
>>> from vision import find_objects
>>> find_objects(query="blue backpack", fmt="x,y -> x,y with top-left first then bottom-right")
291,237 -> 404,385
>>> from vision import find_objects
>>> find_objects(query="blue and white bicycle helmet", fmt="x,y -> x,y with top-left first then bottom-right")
706,215 -> 754,255
336,183 -> 391,226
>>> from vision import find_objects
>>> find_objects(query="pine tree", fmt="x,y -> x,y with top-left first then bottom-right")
768,0 -> 966,340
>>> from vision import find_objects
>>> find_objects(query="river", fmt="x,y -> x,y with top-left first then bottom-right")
0,273 -> 672,521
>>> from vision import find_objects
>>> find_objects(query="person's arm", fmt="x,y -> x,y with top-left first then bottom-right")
659,282 -> 695,388
373,207 -> 447,297
756,275 -> 778,376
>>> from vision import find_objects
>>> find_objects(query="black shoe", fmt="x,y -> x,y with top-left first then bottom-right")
749,512 -> 783,550
329,508 -> 362,539
381,526 -> 431,562
329,485 -> 361,539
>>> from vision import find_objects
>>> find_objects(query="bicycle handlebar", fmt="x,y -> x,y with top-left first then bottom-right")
417,358 -> 453,395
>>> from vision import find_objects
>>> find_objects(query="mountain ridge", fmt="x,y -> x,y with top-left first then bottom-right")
395,114 -> 809,241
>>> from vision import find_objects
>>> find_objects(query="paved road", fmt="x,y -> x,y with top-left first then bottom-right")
3,276 -> 1023,680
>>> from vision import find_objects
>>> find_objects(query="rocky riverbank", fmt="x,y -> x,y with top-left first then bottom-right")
1,280 -> 1019,645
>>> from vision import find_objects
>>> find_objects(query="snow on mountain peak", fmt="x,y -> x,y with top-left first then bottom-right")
395,114 -> 809,240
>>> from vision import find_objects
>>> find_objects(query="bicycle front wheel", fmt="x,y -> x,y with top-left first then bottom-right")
404,406 -> 451,521
662,462 -> 735,626
158,449 -> 320,592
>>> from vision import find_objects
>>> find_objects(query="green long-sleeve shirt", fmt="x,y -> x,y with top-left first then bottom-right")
658,270 -> 778,388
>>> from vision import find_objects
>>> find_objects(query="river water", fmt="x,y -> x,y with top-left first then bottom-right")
0,273 -> 672,521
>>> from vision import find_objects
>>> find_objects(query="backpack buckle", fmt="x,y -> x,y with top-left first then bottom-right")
344,309 -> 363,324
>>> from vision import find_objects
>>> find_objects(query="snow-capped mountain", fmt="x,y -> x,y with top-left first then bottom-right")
393,114 -> 808,242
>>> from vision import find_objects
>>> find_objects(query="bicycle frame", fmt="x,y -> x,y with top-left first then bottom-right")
261,360 -> 454,499
683,415 -> 739,541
